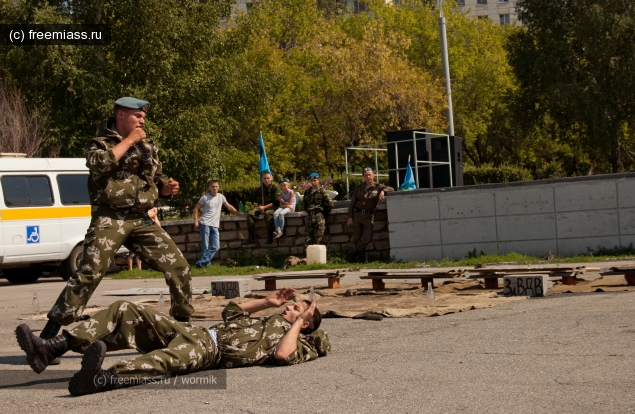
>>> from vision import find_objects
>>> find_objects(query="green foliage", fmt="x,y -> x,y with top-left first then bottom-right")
463,164 -> 533,185
586,243 -> 635,257
509,0 -> 635,173
467,248 -> 485,259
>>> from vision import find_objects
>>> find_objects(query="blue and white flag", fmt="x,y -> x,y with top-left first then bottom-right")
258,132 -> 270,179
400,158 -> 416,191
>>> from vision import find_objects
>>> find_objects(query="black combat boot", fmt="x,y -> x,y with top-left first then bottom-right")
241,229 -> 256,245
265,229 -> 274,244
40,320 -> 62,365
68,341 -> 122,396
15,323 -> 70,374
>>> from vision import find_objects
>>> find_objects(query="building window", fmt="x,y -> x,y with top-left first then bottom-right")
2,175 -> 53,207
477,15 -> 489,20
353,1 -> 366,13
498,0 -> 509,3
499,14 -> 510,25
457,0 -> 465,5
477,0 -> 487,4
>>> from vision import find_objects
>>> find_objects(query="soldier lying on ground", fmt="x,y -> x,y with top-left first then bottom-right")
15,288 -> 330,396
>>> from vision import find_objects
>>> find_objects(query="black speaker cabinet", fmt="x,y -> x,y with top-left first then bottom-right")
386,129 -> 463,190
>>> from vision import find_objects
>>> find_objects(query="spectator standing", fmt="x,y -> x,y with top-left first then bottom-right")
303,172 -> 333,245
193,180 -> 239,268
346,167 -> 393,262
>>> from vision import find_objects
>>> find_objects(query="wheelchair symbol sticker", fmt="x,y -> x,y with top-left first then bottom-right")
26,226 -> 40,244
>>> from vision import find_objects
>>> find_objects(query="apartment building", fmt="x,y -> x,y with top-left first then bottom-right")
234,1 -> 517,25
457,0 -> 518,25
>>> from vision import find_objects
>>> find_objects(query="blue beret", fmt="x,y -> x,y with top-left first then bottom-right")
308,172 -> 320,178
114,97 -> 150,112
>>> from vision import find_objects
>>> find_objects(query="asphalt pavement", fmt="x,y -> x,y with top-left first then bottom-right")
1,264 -> 634,413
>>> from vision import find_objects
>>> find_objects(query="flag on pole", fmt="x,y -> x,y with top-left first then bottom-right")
400,155 -> 416,191
258,131 -> 270,180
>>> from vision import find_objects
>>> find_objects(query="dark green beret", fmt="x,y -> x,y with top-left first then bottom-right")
279,178 -> 290,183
114,97 -> 150,112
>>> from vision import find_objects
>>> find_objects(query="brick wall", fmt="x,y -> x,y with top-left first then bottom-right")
114,204 -> 390,268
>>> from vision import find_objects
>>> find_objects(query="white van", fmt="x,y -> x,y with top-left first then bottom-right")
0,158 -> 99,284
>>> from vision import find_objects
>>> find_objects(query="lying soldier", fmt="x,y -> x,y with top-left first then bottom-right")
15,288 -> 329,396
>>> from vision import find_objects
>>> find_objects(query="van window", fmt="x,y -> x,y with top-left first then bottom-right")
2,175 -> 54,207
57,174 -> 90,205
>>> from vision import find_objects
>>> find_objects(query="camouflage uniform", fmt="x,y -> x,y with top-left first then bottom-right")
47,119 -> 193,325
302,187 -> 334,245
347,182 -> 393,255
65,300 -> 330,380
246,183 -> 281,234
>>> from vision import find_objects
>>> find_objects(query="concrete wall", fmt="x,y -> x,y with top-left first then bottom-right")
386,173 -> 635,261
115,204 -> 390,269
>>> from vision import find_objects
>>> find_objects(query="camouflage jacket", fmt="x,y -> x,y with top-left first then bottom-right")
347,182 -> 393,218
258,183 -> 281,208
211,302 -> 330,368
85,118 -> 170,211
302,187 -> 334,214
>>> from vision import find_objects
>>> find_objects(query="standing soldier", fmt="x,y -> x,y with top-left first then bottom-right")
40,97 -> 195,350
347,167 -> 393,262
303,172 -> 333,245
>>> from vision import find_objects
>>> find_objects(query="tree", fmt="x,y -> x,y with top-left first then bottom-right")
0,82 -> 51,156
508,0 -> 635,173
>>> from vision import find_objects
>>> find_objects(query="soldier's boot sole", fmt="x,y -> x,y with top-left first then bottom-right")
68,341 -> 107,396
16,324 -> 48,374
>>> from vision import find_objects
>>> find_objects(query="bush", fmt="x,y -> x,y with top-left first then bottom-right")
463,164 -> 533,185
534,161 -> 566,180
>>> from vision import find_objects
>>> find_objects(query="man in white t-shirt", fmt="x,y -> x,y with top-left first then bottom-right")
193,180 -> 240,268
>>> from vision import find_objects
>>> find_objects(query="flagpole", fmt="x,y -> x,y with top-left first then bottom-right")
260,130 -> 265,207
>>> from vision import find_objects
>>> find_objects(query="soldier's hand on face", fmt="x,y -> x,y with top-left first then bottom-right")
161,178 -> 180,196
347,217 -> 353,227
299,299 -> 316,321
378,190 -> 385,201
126,128 -> 146,144
265,287 -> 296,307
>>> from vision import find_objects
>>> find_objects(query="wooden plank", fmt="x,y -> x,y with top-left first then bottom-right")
255,274 -> 339,281
360,274 -> 459,280
469,271 -> 578,277
472,267 -> 576,273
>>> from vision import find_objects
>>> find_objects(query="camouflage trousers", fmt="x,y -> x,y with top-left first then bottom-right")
66,301 -> 219,379
305,211 -> 325,245
352,212 -> 374,255
48,206 -> 194,325
246,207 -> 275,232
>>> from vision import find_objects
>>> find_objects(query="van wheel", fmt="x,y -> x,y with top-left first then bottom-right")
3,267 -> 42,284
60,245 -> 83,281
